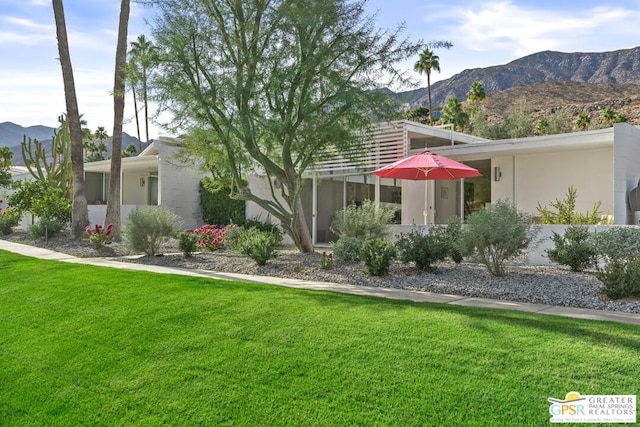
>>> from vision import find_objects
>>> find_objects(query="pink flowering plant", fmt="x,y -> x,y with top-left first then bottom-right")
320,251 -> 334,270
85,223 -> 113,249
0,199 -> 20,235
194,224 -> 237,251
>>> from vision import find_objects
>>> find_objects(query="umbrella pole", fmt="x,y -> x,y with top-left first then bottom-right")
424,182 -> 428,225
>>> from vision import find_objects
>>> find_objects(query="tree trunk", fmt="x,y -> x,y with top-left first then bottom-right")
292,196 -> 314,252
105,0 -> 130,240
427,71 -> 433,125
143,75 -> 149,146
132,84 -> 142,152
52,0 -> 89,240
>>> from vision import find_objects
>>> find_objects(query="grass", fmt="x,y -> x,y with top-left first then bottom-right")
1,250 -> 639,426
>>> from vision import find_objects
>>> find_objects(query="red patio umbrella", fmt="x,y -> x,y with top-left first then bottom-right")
372,150 -> 481,223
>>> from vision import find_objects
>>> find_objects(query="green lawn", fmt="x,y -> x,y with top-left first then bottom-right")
1,250 -> 639,426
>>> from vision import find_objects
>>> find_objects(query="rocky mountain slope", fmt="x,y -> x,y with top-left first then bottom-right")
395,46 -> 640,110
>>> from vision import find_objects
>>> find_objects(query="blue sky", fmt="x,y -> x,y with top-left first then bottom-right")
1,0 -> 639,140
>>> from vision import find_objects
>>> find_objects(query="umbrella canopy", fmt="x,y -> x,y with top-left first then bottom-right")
372,150 -> 482,180
372,150 -> 482,224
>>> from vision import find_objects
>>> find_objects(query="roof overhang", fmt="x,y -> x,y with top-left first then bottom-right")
84,155 -> 159,174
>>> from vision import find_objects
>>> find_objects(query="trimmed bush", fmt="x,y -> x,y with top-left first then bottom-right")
332,236 -> 362,262
360,238 -> 396,276
199,177 -> 245,226
395,226 -> 449,272
444,221 -> 464,264
546,225 -> 596,272
122,206 -> 182,256
330,200 -> 396,240
231,227 -> 280,266
458,200 -> 537,276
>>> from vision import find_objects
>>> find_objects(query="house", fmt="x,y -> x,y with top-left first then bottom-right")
84,137 -> 203,230
247,120 -> 640,245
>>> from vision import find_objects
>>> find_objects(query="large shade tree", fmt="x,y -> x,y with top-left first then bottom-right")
149,0 -> 419,252
52,0 -> 89,239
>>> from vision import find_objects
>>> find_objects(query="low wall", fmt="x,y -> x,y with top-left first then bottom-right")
389,224 -> 627,266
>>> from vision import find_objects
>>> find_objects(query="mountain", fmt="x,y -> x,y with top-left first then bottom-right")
394,46 -> 640,110
0,122 -> 141,166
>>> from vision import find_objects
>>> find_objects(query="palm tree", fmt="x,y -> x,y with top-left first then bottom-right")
614,112 -> 628,123
575,111 -> 591,131
129,35 -> 158,147
534,116 -> 549,136
441,97 -> 468,132
105,0 -> 130,240
122,143 -> 137,157
125,61 -> 143,152
466,81 -> 486,106
414,48 -> 440,124
52,0 -> 89,239
601,106 -> 615,126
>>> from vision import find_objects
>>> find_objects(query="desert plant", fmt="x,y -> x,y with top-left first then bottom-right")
457,200 -> 537,276
360,238 -> 396,276
330,200 -> 396,240
122,206 -> 182,256
546,225 -> 596,272
320,252 -> 334,270
592,227 -> 640,299
332,236 -> 363,262
0,200 -> 20,235
231,227 -> 280,266
536,186 -> 601,224
178,231 -> 199,258
395,226 -> 449,272
194,224 -> 236,251
85,223 -> 113,249
243,217 -> 283,246
29,218 -> 66,240
444,220 -> 464,263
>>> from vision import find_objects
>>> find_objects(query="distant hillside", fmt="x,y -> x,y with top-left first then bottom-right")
393,46 -> 640,110
0,122 -> 141,166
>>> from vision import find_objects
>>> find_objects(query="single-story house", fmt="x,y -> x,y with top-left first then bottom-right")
83,137 -> 203,229
247,120 -> 640,245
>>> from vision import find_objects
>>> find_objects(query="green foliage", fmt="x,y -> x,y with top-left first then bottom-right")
614,112 -> 628,123
122,206 -> 182,256
470,105 -> 573,140
332,236 -> 363,262
198,177 -> 245,227
534,116 -> 549,136
231,227 -> 280,266
574,111 -> 591,130
404,106 -> 430,124
440,97 -> 468,131
360,238 -> 396,276
458,200 -> 536,276
0,199 -> 20,235
29,218 -> 66,240
85,224 -> 113,249
546,108 -> 573,134
0,146 -> 14,188
466,81 -> 486,105
320,251 -> 334,270
546,225 -> 596,272
330,200 -> 396,240
150,0 -> 420,251
178,231 -> 199,258
591,227 -> 640,299
8,180 -> 71,223
444,220 -> 464,263
595,258 -> 640,300
194,224 -> 237,251
395,226 -> 449,271
536,186 -> 601,224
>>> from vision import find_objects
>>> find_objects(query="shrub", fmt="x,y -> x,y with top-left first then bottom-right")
85,223 -> 113,249
232,227 -> 280,266
360,238 -> 396,276
199,177 -> 245,226
395,226 -> 449,272
592,227 -> 640,299
0,200 -> 20,235
596,258 -> 640,300
122,206 -> 182,256
243,217 -> 283,246
546,225 -> 596,272
8,180 -> 71,223
444,221 -> 464,263
457,200 -> 537,276
178,231 -> 199,258
29,218 -> 65,240
332,236 -> 362,262
330,200 -> 396,240
194,224 -> 236,251
536,186 -> 601,224
320,252 -> 334,270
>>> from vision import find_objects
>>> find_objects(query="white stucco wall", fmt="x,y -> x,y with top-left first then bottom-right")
157,141 -> 203,230
122,172 -> 147,205
613,123 -> 640,224
513,147 -> 614,218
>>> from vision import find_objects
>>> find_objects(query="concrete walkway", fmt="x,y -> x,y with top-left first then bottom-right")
2,239 -> 640,325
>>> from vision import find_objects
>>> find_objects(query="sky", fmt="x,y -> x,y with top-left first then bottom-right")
1,0 -> 640,141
